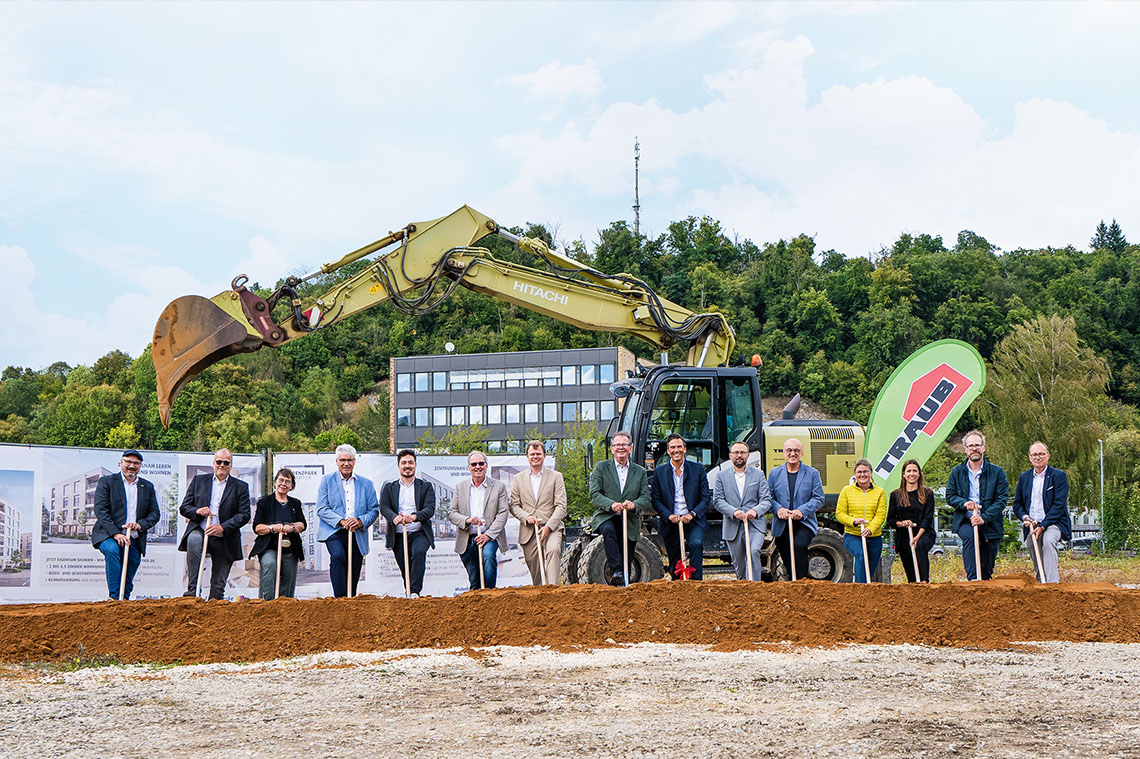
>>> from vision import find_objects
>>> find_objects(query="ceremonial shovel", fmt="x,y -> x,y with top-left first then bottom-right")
118,525 -> 130,601
476,524 -> 486,590
402,525 -> 412,596
1028,524 -> 1046,584
621,508 -> 629,587
859,526 -> 872,584
743,516 -> 753,581
535,520 -> 548,586
347,526 -> 355,599
906,525 -> 921,583
971,506 -> 983,581
677,518 -> 688,581
787,515 -> 797,581
195,514 -> 213,600
274,529 -> 287,600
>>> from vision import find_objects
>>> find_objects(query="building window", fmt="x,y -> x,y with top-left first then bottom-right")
414,372 -> 429,392
397,409 -> 411,427
600,364 -> 615,384
523,368 -> 540,387
524,403 -> 539,424
433,407 -> 448,426
451,406 -> 466,426
542,367 -> 559,387
506,404 -> 521,424
580,401 -> 596,421
415,408 -> 429,427
396,373 -> 411,393
561,402 -> 577,422
581,364 -> 596,384
544,439 -> 557,454
486,369 -> 504,389
487,405 -> 502,425
506,439 -> 520,454
505,368 -> 522,388
561,365 -> 577,385
543,403 -> 558,423
488,440 -> 503,454
600,400 -> 615,421
450,371 -> 466,390
432,371 -> 447,391
469,406 -> 484,425
468,369 -> 484,390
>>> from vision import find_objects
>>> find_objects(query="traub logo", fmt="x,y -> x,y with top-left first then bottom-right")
874,363 -> 973,478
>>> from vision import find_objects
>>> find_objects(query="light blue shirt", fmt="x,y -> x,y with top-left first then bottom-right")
967,465 -> 981,506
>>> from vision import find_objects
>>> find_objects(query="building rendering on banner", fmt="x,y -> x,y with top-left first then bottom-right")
0,496 -> 21,569
390,347 -> 637,452
47,467 -> 111,540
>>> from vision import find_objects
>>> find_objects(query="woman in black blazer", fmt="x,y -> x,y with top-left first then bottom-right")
250,468 -> 307,599
886,459 -> 936,583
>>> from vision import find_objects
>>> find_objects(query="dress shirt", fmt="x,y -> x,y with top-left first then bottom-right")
734,470 -> 747,501
1030,469 -> 1047,522
397,480 -> 421,533
672,467 -> 689,516
615,461 -> 629,493
469,479 -> 488,534
341,475 -> 357,520
121,473 -> 139,538
967,465 -> 981,506
209,475 -> 228,525
529,471 -> 543,502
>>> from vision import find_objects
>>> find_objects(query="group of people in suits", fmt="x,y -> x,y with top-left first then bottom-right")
90,428 -> 1073,600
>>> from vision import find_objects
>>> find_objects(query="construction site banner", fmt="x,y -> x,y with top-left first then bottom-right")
0,445 -> 540,604
863,339 -> 987,493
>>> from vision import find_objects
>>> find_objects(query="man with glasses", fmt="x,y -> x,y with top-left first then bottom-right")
449,451 -> 508,590
91,449 -> 160,600
946,430 -> 1009,581
178,449 -> 251,599
589,431 -> 650,586
316,444 -> 380,597
767,438 -> 823,581
1012,442 -> 1070,583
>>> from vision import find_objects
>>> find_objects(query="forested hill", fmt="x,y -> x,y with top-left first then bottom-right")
1,217 -> 1138,514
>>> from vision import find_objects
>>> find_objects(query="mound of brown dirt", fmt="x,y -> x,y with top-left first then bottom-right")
2,574 -> 1138,665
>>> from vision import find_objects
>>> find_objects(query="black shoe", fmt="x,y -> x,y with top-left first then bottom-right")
182,591 -> 196,597
609,571 -> 625,587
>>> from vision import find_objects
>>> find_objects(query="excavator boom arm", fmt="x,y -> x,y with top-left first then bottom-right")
152,206 -> 735,428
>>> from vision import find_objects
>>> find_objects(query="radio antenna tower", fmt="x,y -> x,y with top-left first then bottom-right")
633,137 -> 641,237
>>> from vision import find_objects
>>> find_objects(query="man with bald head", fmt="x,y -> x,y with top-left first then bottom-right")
178,449 -> 251,599
1012,441 -> 1071,584
767,438 -> 823,581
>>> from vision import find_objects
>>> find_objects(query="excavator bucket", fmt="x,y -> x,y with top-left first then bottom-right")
152,295 -> 265,428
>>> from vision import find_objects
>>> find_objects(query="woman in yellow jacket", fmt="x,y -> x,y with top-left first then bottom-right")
836,458 -> 888,583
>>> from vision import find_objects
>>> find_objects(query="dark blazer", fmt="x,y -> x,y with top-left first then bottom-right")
945,459 -> 1008,540
177,473 -> 252,562
248,494 -> 307,561
91,473 -> 161,555
649,459 -> 710,530
1012,466 -> 1072,541
379,478 -> 437,550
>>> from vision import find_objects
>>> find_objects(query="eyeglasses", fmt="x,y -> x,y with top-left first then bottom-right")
784,448 -> 802,453
121,460 -> 141,467
215,460 -> 232,466
1029,452 -> 1048,457
336,458 -> 354,464
611,443 -> 631,448
469,462 -> 487,468
965,444 -> 984,450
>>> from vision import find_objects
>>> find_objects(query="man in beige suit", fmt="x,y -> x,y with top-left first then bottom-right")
509,440 -> 567,585
448,450 -> 509,590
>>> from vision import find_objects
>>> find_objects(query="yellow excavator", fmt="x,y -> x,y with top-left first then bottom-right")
152,206 -> 866,584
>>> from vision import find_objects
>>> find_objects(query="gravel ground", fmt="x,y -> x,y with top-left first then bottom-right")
2,642 -> 1138,759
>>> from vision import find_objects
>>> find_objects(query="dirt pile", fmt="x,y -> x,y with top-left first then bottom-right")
2,574 -> 1138,665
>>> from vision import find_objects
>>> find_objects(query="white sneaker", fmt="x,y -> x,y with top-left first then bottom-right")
411,593 -> 420,598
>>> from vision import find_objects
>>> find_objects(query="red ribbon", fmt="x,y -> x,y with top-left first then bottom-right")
674,559 -> 695,580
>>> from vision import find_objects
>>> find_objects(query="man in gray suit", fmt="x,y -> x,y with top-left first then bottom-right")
448,450 -> 509,590
588,431 -> 650,586
713,441 -> 772,580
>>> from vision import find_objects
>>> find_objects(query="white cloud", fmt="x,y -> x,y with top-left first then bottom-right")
506,60 -> 604,100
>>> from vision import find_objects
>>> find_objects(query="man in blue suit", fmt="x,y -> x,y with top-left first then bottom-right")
945,430 -> 1008,581
317,443 -> 380,597
91,449 -> 160,600
650,434 -> 710,580
1012,441 -> 1071,584
767,438 -> 824,581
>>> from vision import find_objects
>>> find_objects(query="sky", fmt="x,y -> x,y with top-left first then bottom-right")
2,1 -> 1139,370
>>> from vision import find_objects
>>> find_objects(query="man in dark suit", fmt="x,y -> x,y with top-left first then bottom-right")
649,434 -> 711,580
589,430 -> 650,586
945,430 -> 1008,581
178,449 -> 251,599
91,449 -> 161,600
1012,441 -> 1071,583
379,449 -> 436,597
767,438 -> 824,581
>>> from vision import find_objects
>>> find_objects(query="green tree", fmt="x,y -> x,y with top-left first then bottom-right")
555,417 -> 605,524
105,421 -> 139,449
416,424 -> 490,455
313,425 -> 362,451
1090,219 -> 1128,254
977,314 -> 1110,511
